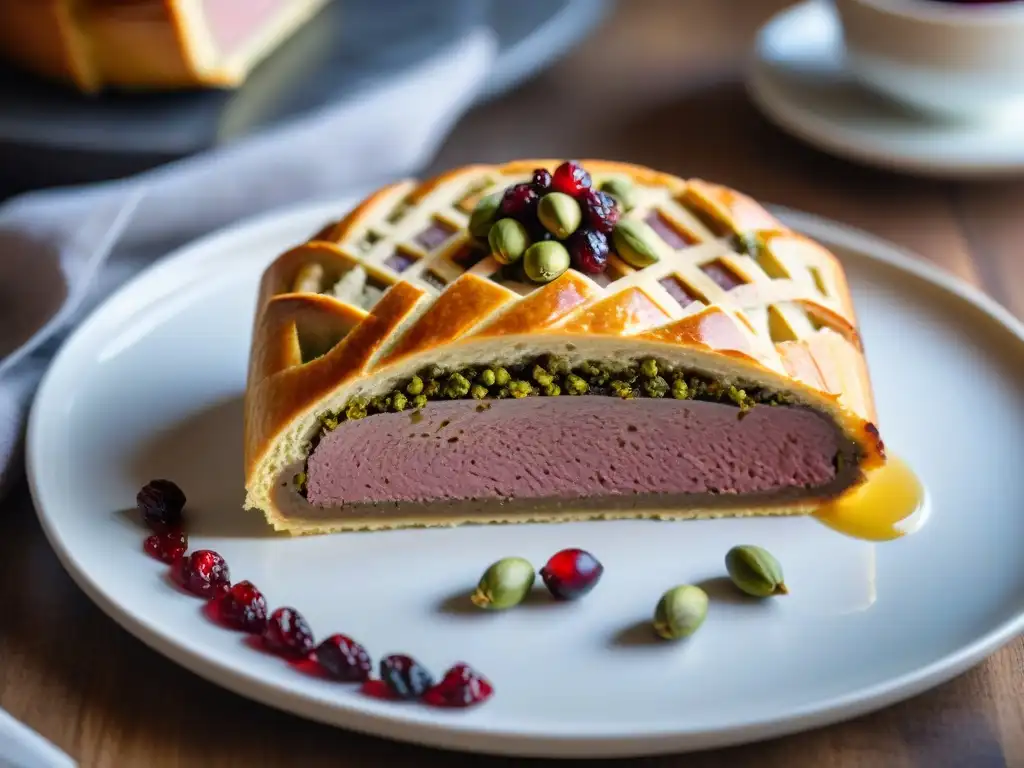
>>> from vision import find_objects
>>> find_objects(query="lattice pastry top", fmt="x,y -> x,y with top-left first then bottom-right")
243,160 -> 886,534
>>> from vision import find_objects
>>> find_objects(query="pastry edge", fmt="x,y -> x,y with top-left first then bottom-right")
260,501 -> 820,537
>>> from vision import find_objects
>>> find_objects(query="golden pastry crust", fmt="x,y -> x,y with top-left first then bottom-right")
243,160 -> 886,534
0,0 -> 328,93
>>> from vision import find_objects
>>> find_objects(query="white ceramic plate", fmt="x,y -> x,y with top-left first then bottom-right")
747,1 -> 1024,179
26,196 -> 1024,758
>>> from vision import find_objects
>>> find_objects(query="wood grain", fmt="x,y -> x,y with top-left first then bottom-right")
3,1 -> 1023,765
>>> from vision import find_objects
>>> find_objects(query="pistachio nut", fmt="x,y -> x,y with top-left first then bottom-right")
610,380 -> 634,399
612,219 -> 663,269
643,375 -> 668,398
727,386 -> 755,411
523,241 -> 571,284
532,364 -> 554,387
488,217 -> 531,265
444,372 -> 472,398
653,584 -> 708,640
471,556 -> 536,610
508,380 -> 533,398
725,544 -> 788,597
599,177 -> 636,211
468,192 -> 503,239
345,397 -> 368,420
565,373 -> 589,395
406,376 -> 424,396
537,192 -> 582,239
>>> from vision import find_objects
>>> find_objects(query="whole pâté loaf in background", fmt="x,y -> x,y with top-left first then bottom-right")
0,0 -> 328,93
243,159 -> 887,535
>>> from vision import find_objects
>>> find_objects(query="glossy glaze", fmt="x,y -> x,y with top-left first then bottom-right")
814,455 -> 926,541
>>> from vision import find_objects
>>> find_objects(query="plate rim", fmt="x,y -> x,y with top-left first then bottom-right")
24,194 -> 1024,758
746,0 -> 1024,180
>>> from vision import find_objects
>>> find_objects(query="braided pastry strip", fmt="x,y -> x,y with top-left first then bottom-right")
244,160 -> 885,532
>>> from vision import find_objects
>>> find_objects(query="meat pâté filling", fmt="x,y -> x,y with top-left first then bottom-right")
287,354 -> 864,519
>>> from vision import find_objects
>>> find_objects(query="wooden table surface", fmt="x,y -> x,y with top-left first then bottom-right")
3,1 -> 1023,766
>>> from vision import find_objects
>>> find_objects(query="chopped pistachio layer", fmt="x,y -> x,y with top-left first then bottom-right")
325,355 -> 794,424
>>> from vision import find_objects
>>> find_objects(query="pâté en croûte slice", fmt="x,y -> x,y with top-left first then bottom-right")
242,159 -> 886,534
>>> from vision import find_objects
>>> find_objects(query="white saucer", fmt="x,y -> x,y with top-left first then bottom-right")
25,197 -> 1024,758
747,1 -> 1024,178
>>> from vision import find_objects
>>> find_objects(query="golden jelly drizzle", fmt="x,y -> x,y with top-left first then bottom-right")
813,455 -> 926,542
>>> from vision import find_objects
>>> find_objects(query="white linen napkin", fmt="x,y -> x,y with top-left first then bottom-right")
0,29 -> 497,500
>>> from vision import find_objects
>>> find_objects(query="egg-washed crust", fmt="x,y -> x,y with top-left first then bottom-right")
0,0 -> 328,93
244,159 -> 886,534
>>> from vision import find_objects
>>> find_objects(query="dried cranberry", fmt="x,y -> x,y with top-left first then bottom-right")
143,529 -> 187,564
567,229 -> 610,274
540,548 -> 604,600
262,607 -> 315,659
137,479 -> 185,529
580,189 -> 620,233
179,549 -> 230,599
499,183 -> 539,221
531,168 -> 552,191
423,663 -> 494,708
551,161 -> 592,198
379,654 -> 434,700
316,634 -> 373,682
219,581 -> 268,633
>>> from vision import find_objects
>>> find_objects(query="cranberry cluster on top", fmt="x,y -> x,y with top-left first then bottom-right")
470,160 -> 631,284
